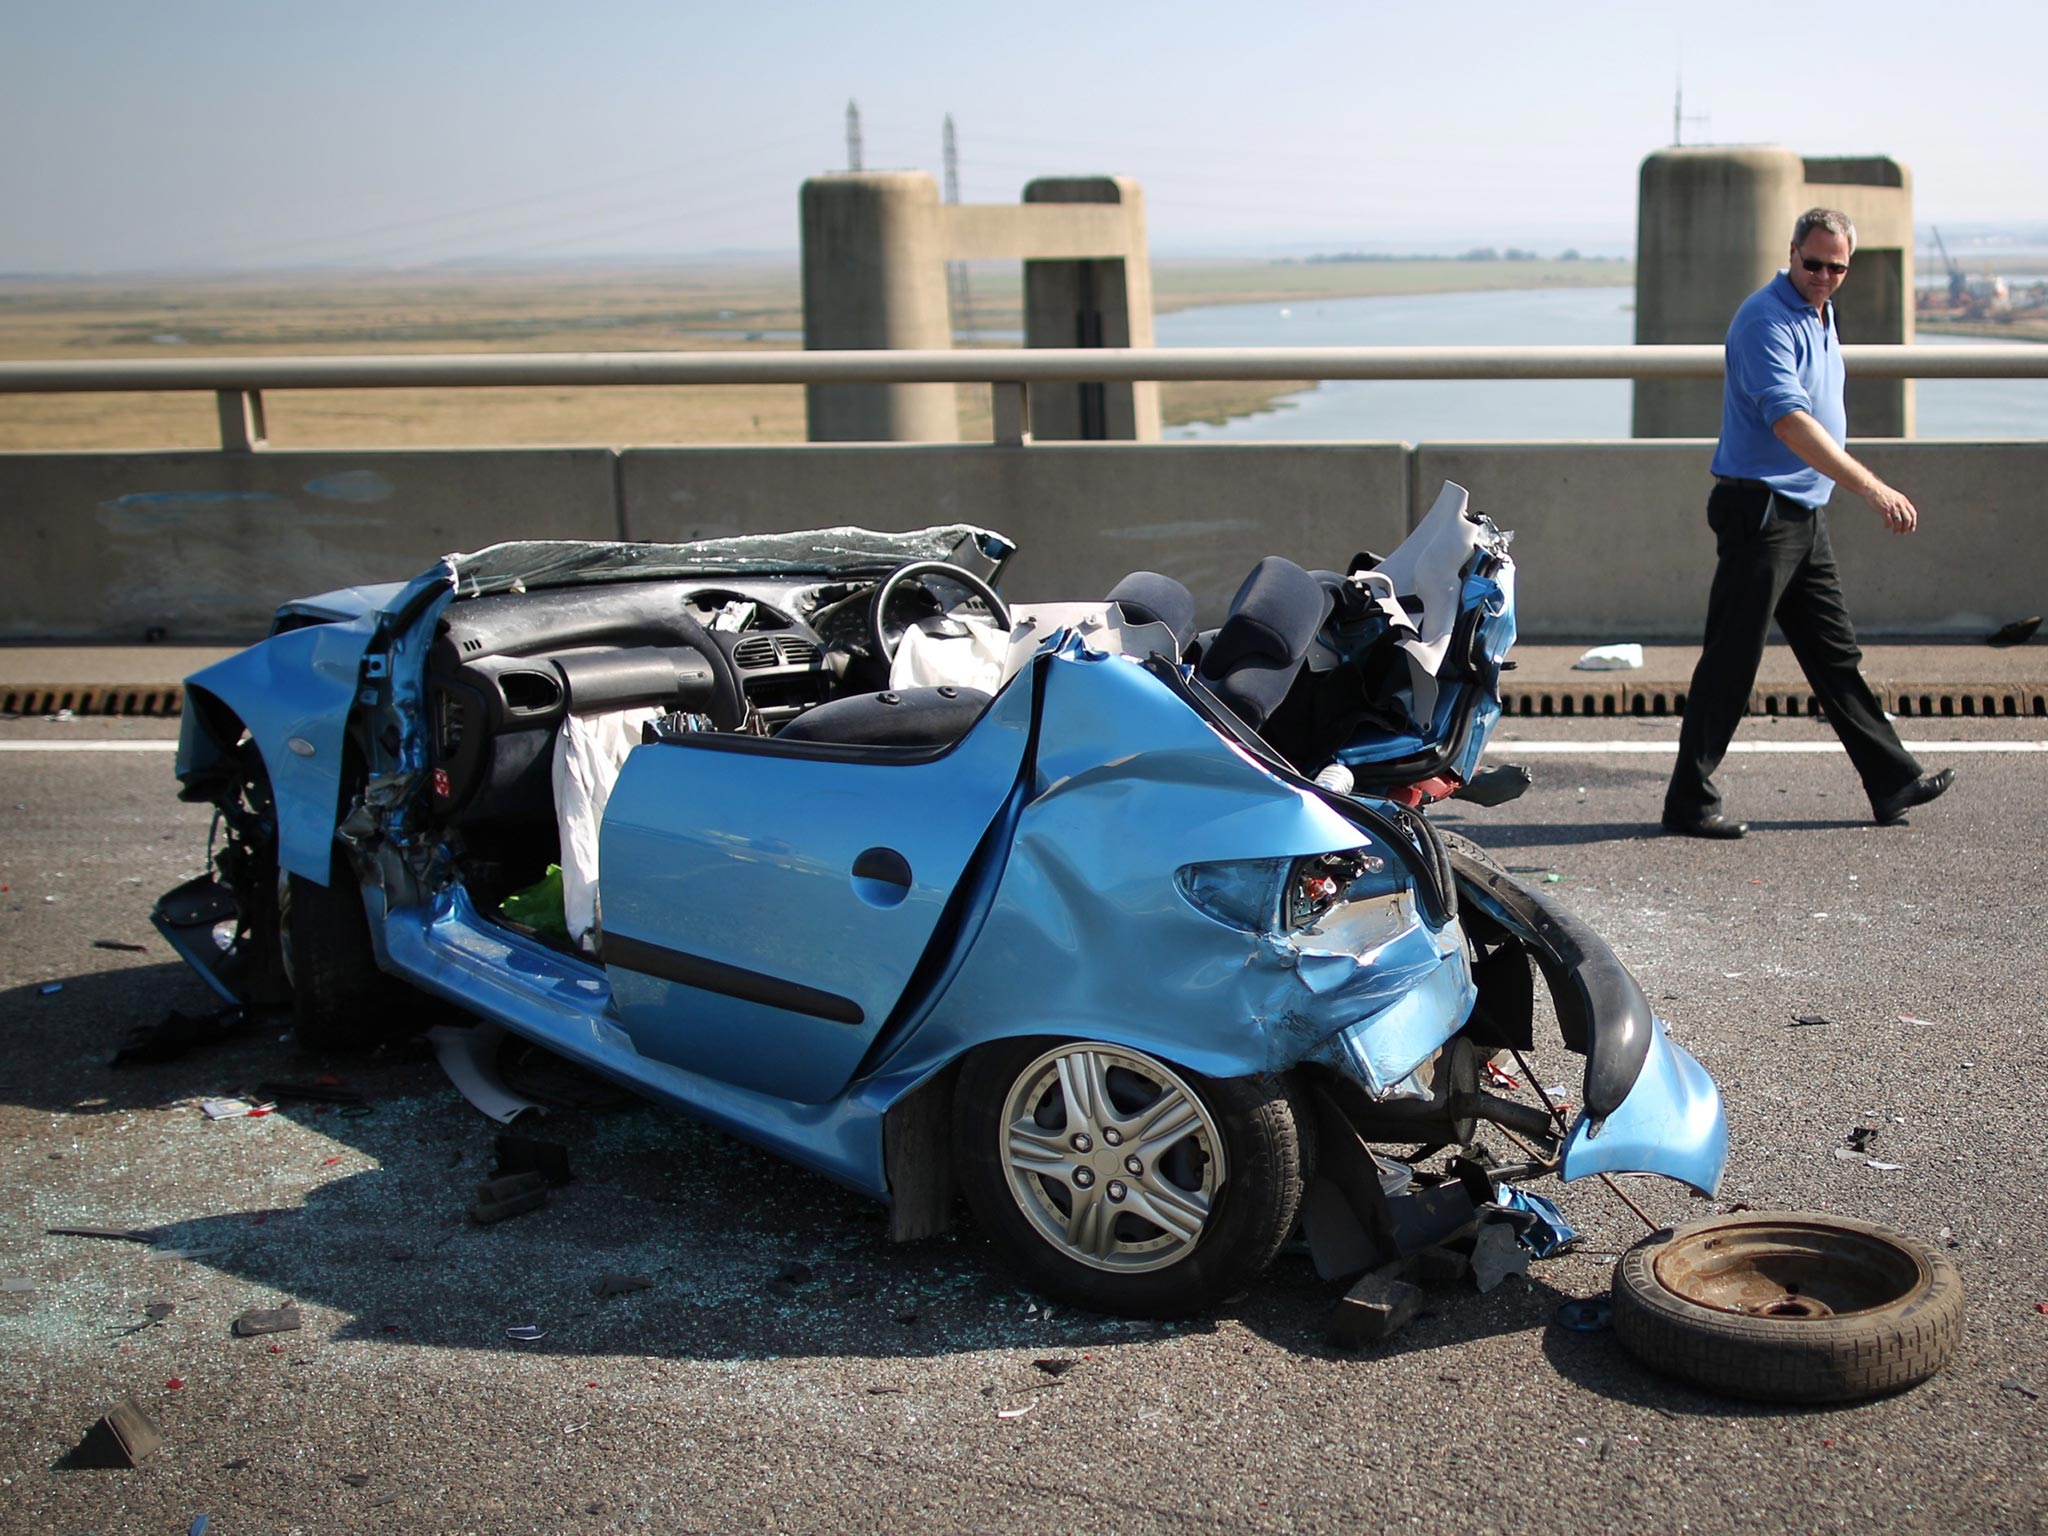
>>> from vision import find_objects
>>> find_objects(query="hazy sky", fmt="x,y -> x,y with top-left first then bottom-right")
3,0 -> 2041,274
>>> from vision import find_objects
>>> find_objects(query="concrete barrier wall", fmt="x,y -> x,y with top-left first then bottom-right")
1412,440 -> 2048,638
0,450 -> 619,640
4,439 -> 2041,641
618,442 -> 1411,619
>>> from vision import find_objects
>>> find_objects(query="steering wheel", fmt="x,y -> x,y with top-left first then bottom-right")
868,560 -> 1012,664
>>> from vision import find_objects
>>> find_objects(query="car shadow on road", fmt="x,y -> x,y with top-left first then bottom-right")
1536,1317 -> 1874,1423
5,965 -> 1751,1389
1436,816 -> 1883,851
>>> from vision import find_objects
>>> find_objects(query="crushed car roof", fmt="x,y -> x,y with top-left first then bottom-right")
444,525 -> 1016,598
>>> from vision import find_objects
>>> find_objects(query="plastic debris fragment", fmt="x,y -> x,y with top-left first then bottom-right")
201,1098 -> 271,1120
472,1170 -> 549,1224
428,1022 -> 544,1126
73,1396 -> 161,1467
504,1324 -> 546,1341
232,1306 -> 301,1338
1493,1186 -> 1578,1258
1573,643 -> 1644,671
494,1134 -> 572,1187
1554,1297 -> 1613,1332
1986,616 -> 2041,648
1469,1220 -> 1532,1292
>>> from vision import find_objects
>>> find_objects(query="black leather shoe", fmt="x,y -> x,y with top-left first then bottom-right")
1661,811 -> 1747,840
1872,767 -> 1955,826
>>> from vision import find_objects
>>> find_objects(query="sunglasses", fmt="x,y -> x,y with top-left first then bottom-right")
1799,256 -> 1851,277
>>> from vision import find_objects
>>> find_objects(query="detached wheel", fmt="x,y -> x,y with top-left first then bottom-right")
953,1039 -> 1306,1317
280,856 -> 411,1052
1612,1210 -> 1964,1403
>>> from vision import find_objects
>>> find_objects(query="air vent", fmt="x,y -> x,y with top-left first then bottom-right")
734,635 -> 779,670
500,670 -> 563,713
462,637 -> 484,654
775,637 -> 820,667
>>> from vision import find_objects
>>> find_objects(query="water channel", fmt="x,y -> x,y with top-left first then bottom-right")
1153,286 -> 2047,441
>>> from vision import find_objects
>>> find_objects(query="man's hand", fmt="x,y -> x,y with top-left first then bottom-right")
1861,479 -> 1918,535
1772,410 -> 1920,535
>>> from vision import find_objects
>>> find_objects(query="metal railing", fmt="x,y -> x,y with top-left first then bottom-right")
3,344 -> 2044,450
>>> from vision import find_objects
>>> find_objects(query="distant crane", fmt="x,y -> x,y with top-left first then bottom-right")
1931,225 -> 1967,304
846,100 -> 864,172
1927,225 -> 2010,318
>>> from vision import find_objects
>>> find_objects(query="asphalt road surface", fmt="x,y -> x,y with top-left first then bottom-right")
1,711 -> 2043,1535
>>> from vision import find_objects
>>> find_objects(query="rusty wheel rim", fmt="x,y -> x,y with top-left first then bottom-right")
1651,1218 -> 1929,1321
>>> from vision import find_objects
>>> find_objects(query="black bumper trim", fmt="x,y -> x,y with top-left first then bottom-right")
1444,848 -> 1653,1121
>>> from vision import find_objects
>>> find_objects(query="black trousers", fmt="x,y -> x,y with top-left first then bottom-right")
1665,479 -> 1921,820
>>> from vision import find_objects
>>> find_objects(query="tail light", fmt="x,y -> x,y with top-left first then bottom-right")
1179,845 -> 1390,935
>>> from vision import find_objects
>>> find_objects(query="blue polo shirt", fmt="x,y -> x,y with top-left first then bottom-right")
1709,272 -> 1846,508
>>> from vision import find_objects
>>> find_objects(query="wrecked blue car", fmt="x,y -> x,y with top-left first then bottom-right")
156,485 -> 1726,1316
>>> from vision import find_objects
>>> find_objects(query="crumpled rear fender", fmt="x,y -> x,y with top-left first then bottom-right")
875,648 -> 1476,1088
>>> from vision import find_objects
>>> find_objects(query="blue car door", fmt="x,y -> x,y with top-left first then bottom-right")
598,687 -> 1033,1104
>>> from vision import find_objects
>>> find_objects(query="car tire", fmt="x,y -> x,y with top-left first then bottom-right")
953,1037 -> 1307,1318
219,740 -> 291,1010
1612,1210 -> 1964,1403
281,857 -> 412,1052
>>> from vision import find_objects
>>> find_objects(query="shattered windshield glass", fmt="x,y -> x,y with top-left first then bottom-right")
445,525 -> 1016,598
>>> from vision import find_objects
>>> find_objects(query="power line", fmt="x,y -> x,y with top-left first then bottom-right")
222,132 -> 820,268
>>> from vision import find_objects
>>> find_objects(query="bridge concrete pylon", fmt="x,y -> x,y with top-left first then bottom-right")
1633,146 -> 1915,438
800,171 -> 1157,443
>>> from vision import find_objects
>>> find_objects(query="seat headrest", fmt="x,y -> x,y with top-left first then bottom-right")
1106,571 -> 1197,657
1196,557 -> 1333,729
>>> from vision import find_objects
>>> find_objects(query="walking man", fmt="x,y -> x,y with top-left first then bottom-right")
1661,207 -> 1954,838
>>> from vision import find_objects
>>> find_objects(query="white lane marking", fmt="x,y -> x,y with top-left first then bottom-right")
3,738 -> 2044,756
1487,740 -> 2048,754
0,740 -> 180,751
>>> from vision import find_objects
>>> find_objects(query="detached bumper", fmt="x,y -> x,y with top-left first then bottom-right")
152,874 -> 246,1006
1449,847 -> 1729,1197
1559,1015 -> 1727,1195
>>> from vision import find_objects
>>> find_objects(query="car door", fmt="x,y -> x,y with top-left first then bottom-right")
598,688 -> 1032,1104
